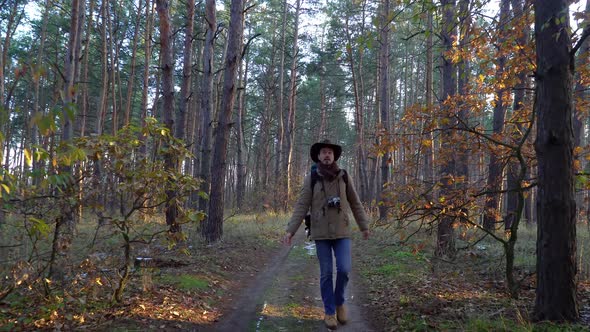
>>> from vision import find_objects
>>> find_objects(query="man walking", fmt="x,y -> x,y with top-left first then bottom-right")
283,139 -> 370,330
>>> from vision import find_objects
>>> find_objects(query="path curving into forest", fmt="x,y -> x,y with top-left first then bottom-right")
211,231 -> 375,331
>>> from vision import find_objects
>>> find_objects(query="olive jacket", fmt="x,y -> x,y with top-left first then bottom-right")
286,168 -> 369,240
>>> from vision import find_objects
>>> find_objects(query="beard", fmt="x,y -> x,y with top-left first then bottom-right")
317,161 -> 340,181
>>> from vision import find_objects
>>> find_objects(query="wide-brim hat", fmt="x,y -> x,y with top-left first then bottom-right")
310,139 -> 342,163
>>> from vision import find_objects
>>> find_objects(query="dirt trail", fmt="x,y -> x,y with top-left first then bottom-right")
212,232 -> 375,332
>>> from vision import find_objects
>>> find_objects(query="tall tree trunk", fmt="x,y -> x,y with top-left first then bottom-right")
533,0 -> 578,321
140,0 -> 154,129
378,0 -> 390,220
1,1 -> 21,170
483,0 -> 510,231
97,0 -> 109,135
318,65 -> 327,139
177,0 -> 195,143
285,0 -> 301,206
505,0 -> 530,229
106,4 -> 117,135
344,12 -> 369,202
124,0 -> 144,126
574,0 -> 590,148
190,31 -> 204,206
276,0 -> 287,210
574,0 -> 590,224
155,0 -> 180,233
422,2 -> 434,196
204,0 -> 244,243
198,0 -> 216,215
32,0 -> 51,183
0,0 -> 19,109
49,0 -> 83,279
177,0 -> 195,190
236,37 -> 249,210
80,0 -> 96,136
436,0 -> 457,258
456,0 -> 470,204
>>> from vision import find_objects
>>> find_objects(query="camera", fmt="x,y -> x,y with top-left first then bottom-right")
327,196 -> 341,208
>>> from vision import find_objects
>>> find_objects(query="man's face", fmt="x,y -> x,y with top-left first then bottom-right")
318,147 -> 334,165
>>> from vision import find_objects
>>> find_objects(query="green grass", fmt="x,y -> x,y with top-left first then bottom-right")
368,247 -> 429,281
459,317 -> 530,332
452,318 -> 589,332
159,274 -> 209,291
289,274 -> 305,281
395,312 -> 430,331
382,248 -> 427,261
375,263 -> 401,276
355,221 -> 590,332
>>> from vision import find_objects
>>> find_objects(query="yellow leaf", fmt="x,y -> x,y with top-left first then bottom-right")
24,148 -> 32,167
1,184 -> 9,194
95,277 -> 103,286
52,157 -> 58,168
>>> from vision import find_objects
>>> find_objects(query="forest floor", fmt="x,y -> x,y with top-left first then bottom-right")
2,215 -> 590,331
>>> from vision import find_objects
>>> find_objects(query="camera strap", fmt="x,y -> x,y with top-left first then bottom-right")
311,167 -> 347,216
320,178 -> 342,215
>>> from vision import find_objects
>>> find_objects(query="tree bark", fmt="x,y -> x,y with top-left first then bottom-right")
574,0 -> 590,225
276,0 -> 287,210
50,0 -> 84,279
156,0 -> 180,233
533,0 -> 578,321
198,0 -> 216,215
177,0 -> 195,143
483,0 -> 510,231
344,10 -> 369,202
378,0 -> 390,220
106,4 -> 118,135
32,0 -> 51,182
204,0 -> 244,243
140,0 -> 154,129
505,0 -> 530,229
1,1 -> 22,170
97,0 -> 109,135
0,0 -> 19,109
285,0 -> 301,206
436,0 -> 457,258
456,0 -> 470,197
422,2 -> 434,197
574,0 -> 590,148
124,0 -> 144,126
236,32 -> 249,210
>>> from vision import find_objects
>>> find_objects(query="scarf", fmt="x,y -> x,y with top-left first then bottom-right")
317,162 -> 340,182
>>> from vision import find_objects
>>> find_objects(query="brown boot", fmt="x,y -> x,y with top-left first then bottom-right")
336,305 -> 347,324
324,314 -> 338,330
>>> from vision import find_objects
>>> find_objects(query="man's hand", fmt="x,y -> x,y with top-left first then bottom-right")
282,232 -> 294,246
362,229 -> 370,240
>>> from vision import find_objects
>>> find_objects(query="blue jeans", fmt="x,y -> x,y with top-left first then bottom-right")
315,238 -> 352,315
